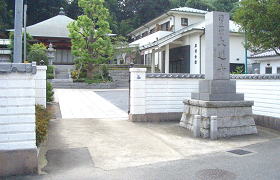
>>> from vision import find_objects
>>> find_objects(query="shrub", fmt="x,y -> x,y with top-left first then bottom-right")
28,43 -> 48,65
47,65 -> 55,79
47,73 -> 54,79
47,82 -> 54,102
36,105 -> 50,146
232,66 -> 244,74
100,64 -> 111,81
47,65 -> 54,74
71,70 -> 79,80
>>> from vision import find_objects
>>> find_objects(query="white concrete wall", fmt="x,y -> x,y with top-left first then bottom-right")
174,14 -> 204,31
130,69 -> 280,119
146,78 -> 198,113
229,35 -> 246,64
200,34 -> 246,74
130,31 -> 172,47
0,73 -> 36,150
133,17 -> 174,38
237,80 -> 280,118
35,66 -> 47,107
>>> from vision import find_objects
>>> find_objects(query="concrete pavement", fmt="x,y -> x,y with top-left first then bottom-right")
54,89 -> 128,119
4,89 -> 280,180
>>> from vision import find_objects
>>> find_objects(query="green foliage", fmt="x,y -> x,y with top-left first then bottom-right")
68,0 -> 114,78
47,65 -> 55,79
211,0 -> 239,13
2,0 -> 240,38
73,64 -> 112,83
65,0 -> 83,20
25,0 -> 68,26
47,82 -> 54,102
35,105 -> 50,146
28,43 -> 48,65
112,36 -> 141,64
232,66 -> 244,74
234,0 -> 280,55
47,65 -> 55,74
0,0 -> 10,37
185,0 -> 214,11
71,70 -> 80,79
99,64 -> 111,81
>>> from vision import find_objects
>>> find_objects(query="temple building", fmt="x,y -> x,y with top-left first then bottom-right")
25,8 -> 75,65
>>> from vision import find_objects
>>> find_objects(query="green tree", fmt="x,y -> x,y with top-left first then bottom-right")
185,0 -> 214,11
170,0 -> 188,8
28,43 -> 48,65
0,0 -> 13,37
65,0 -> 83,20
212,0 -> 239,12
25,0 -> 68,26
234,0 -> 280,55
68,0 -> 113,78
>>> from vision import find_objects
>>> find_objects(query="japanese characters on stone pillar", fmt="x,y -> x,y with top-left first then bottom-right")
205,12 -> 230,80
191,11 -> 244,101
181,11 -> 257,138
13,0 -> 24,63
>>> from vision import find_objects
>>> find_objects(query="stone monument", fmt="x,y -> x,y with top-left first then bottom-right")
180,12 -> 257,138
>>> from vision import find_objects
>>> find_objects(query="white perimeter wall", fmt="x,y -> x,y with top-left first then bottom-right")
0,72 -> 36,150
35,66 -> 47,107
0,66 -> 46,150
130,69 -> 280,119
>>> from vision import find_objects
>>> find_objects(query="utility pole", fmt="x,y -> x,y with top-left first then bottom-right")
24,4 -> 27,62
13,0 -> 24,63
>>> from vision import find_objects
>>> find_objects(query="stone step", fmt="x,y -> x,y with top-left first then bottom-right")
51,81 -> 117,89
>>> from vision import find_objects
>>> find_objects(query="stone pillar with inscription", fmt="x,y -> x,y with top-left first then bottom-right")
180,12 -> 257,138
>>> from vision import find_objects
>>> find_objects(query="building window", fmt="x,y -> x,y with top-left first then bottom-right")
265,66 -> 272,74
161,21 -> 170,31
181,18 -> 189,26
277,67 -> 280,74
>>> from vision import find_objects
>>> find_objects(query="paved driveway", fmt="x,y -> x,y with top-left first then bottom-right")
7,89 -> 280,180
54,89 -> 128,119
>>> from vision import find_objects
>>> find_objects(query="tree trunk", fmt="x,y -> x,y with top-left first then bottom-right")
87,62 -> 94,79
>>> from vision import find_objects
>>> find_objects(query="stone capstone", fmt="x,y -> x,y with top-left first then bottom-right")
0,62 -> 37,74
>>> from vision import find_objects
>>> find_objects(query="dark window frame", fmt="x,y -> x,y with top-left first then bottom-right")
277,67 -> 280,74
161,21 -> 170,31
181,18 -> 189,26
265,66 -> 272,74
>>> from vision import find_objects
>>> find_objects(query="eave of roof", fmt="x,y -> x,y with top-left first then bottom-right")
8,14 -> 75,38
249,49 -> 280,59
128,7 -> 208,36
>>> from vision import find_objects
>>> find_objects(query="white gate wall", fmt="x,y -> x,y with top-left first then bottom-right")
130,68 -> 280,120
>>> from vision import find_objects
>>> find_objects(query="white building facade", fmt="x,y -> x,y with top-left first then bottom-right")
249,50 -> 280,74
128,7 -> 247,74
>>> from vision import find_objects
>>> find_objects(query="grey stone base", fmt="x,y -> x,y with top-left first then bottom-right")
129,112 -> 182,122
50,80 -> 118,89
180,99 -> 257,138
191,80 -> 244,101
0,148 -> 38,177
191,92 -> 244,101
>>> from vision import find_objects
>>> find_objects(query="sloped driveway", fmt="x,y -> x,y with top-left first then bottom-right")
54,89 -> 128,119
